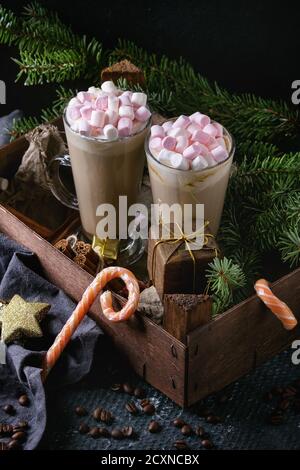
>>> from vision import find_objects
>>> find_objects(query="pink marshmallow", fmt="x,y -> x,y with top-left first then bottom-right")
190,112 -> 210,128
68,97 -> 80,107
149,137 -> 162,151
204,153 -> 217,167
119,94 -> 132,106
132,120 -> 146,134
131,92 -> 147,107
95,95 -> 108,111
203,123 -> 218,137
77,91 -> 93,103
191,129 -> 211,145
90,110 -> 105,128
175,135 -> 188,153
80,105 -> 93,120
214,122 -> 224,137
135,106 -> 151,122
68,105 -> 81,121
173,115 -> 191,129
216,137 -> 227,149
118,117 -> 133,137
162,135 -> 176,151
191,156 -> 209,171
105,110 -> 118,126
78,119 -> 91,136
187,123 -> 201,135
211,145 -> 228,162
170,153 -> 190,170
119,105 -> 134,119
151,125 -> 165,138
183,143 -> 202,160
162,121 -> 173,132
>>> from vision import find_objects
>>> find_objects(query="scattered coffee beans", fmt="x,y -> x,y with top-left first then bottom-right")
123,383 -> 134,395
3,404 -> 15,415
173,418 -> 186,428
79,423 -> 90,435
18,395 -> 30,407
99,427 -> 110,437
125,402 -> 138,415
111,428 -> 124,440
195,426 -> 206,438
111,384 -> 122,392
88,427 -> 100,439
148,421 -> 161,433
206,414 -> 222,424
201,438 -> 214,449
7,439 -> 21,450
181,424 -> 193,436
174,440 -> 190,450
92,408 -> 102,421
122,426 -> 134,438
134,387 -> 145,398
143,404 -> 155,416
11,431 -> 26,442
75,406 -> 87,417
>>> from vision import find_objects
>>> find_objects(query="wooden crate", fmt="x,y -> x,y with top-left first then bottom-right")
1,130 -> 300,407
1,205 -> 300,407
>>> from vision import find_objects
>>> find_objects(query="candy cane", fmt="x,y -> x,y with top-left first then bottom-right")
254,278 -> 297,330
41,267 -> 140,381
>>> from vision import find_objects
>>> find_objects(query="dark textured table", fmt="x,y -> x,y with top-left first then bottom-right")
41,337 -> 300,450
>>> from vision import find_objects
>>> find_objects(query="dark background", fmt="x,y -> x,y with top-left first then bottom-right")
1,0 -> 300,118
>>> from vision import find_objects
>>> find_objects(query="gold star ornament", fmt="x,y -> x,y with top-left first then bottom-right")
0,295 -> 50,344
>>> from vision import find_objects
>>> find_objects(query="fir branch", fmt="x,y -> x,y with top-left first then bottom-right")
111,39 -> 300,142
278,226 -> 300,268
206,257 -> 246,314
10,86 -> 74,139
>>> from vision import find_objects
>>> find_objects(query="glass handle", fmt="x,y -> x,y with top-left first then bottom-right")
48,154 -> 79,210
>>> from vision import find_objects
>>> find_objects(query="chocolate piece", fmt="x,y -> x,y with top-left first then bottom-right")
101,60 -> 145,86
148,223 -> 219,298
163,294 -> 212,342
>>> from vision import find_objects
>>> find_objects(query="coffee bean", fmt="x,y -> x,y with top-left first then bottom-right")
123,383 -> 134,395
92,407 -> 102,421
206,414 -> 222,424
12,431 -> 26,442
75,406 -> 87,417
88,427 -> 100,439
79,423 -> 90,435
0,442 -> 8,451
134,387 -> 145,398
271,386 -> 283,396
195,426 -> 206,438
125,402 -> 138,415
100,409 -> 114,424
282,386 -> 297,399
18,395 -> 30,407
148,421 -> 161,433
3,404 -> 15,415
174,440 -> 189,450
98,428 -> 110,438
111,383 -> 122,392
201,439 -> 214,449
266,412 -> 284,425
263,391 -> 273,402
278,399 -> 291,411
15,421 -> 28,430
7,440 -> 21,451
181,424 -> 193,436
173,418 -> 186,428
140,398 -> 150,408
111,428 -> 124,440
0,424 -> 13,436
143,404 -> 155,416
122,426 -> 134,438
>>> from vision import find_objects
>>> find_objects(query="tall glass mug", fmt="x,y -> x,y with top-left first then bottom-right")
50,110 -> 151,265
145,124 -> 235,236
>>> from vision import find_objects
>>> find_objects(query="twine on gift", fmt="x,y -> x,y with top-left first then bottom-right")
151,221 -> 218,293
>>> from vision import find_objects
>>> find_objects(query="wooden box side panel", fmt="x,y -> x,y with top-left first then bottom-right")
186,268 -> 300,406
0,205 -> 187,406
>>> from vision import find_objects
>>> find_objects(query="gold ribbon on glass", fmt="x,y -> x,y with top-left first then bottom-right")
151,221 -> 218,293
92,236 -> 120,261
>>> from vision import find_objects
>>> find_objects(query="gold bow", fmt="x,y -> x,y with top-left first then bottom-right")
92,236 -> 120,261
